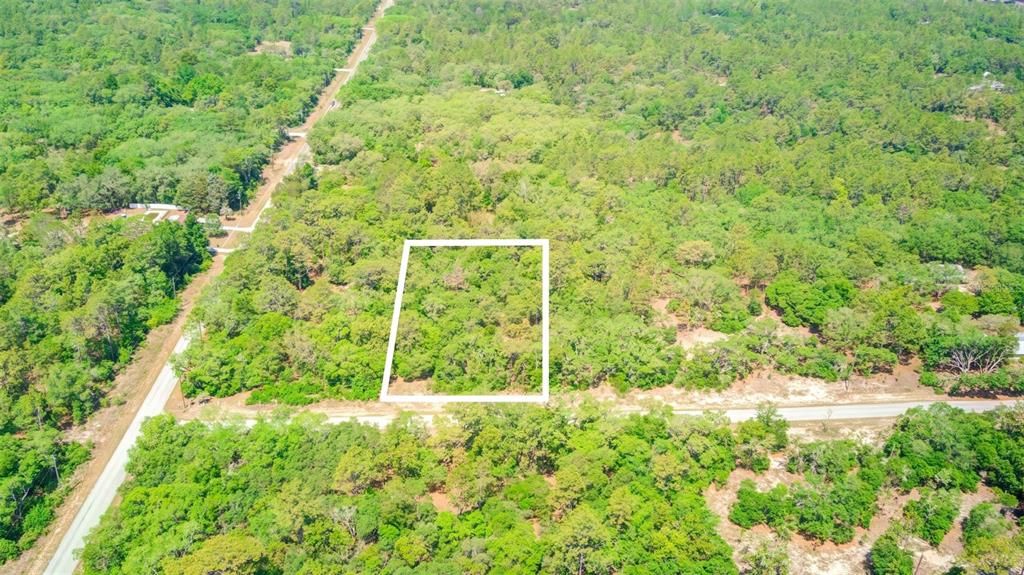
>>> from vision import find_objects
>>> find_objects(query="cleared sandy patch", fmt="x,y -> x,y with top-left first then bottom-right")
251,40 -> 293,57
708,450 -> 1001,575
389,376 -> 433,395
650,297 -> 730,349
427,490 -> 457,513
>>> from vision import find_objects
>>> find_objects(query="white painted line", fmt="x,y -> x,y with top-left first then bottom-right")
541,239 -> 549,402
382,394 -> 549,404
405,238 -> 547,247
380,239 -> 549,403
130,202 -> 183,211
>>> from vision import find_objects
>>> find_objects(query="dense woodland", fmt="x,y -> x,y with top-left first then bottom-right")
0,0 -> 376,212
3,0 -> 1024,570
0,216 -> 209,561
178,0 -> 1024,404
392,246 -> 543,394
78,403 -> 1024,574
81,405 -> 740,574
0,0 -> 379,561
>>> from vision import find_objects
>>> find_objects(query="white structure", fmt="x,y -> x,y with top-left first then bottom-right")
380,238 -> 550,404
1016,333 -> 1024,356
128,202 -> 183,211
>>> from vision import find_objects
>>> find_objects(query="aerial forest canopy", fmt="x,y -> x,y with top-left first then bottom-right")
177,0 -> 1024,404
0,0 -> 382,561
391,245 -> 543,395
0,215 -> 209,561
77,403 -> 1024,574
4,0 -> 1022,572
78,404 -> 747,574
0,0 -> 377,212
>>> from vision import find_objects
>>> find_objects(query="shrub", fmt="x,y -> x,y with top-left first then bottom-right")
961,503 -> 1010,549
951,367 -> 1024,396
905,489 -> 959,546
0,540 -> 18,563
787,440 -> 862,480
766,273 -> 855,328
729,480 -> 791,530
735,404 -> 789,472
853,346 -> 898,376
939,291 -> 978,319
19,503 -> 55,542
919,371 -> 942,390
775,343 -> 847,381
869,534 -> 913,575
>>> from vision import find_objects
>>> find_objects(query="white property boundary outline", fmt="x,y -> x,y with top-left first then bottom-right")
380,238 -> 550,403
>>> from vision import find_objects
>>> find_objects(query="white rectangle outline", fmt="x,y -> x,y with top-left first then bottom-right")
380,238 -> 549,403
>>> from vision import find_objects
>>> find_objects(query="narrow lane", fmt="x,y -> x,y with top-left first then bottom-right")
671,398 -> 1017,422
44,336 -> 191,575
178,399 -> 1021,428
41,3 -> 393,572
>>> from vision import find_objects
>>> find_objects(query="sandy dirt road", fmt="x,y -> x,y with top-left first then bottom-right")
33,3 -> 394,573
171,397 -> 1020,429
217,0 -> 392,235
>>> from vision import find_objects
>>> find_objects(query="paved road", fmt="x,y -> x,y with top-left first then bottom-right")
38,0 -> 1019,569
45,335 -> 190,575
42,4 -> 392,573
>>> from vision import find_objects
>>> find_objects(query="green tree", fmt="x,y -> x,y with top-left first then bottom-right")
543,505 -> 612,575
162,532 -> 269,575
744,540 -> 789,575
869,534 -> 913,575
904,489 -> 959,546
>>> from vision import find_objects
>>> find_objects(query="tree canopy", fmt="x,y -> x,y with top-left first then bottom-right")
80,405 -> 739,574
0,0 -> 377,212
176,0 -> 1024,403
0,215 -> 209,561
78,402 -> 1024,574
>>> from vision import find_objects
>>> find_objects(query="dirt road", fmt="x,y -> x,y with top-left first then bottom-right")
216,0 -> 393,235
170,395 -> 1020,428
35,3 -> 394,573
